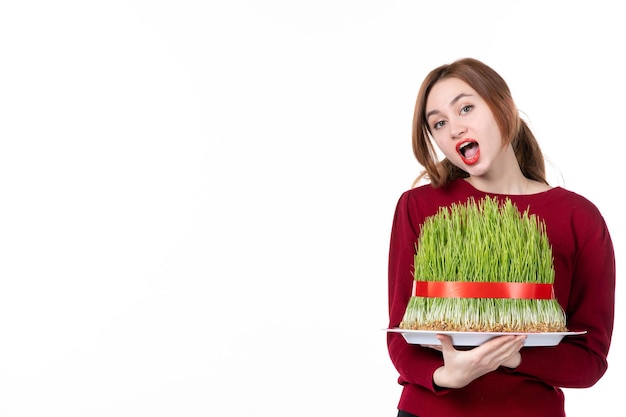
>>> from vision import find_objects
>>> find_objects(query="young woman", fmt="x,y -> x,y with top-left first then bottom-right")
387,58 -> 615,417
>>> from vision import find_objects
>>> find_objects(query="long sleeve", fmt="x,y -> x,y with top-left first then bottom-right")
385,180 -> 616,417
387,190 -> 447,391
512,193 -> 616,387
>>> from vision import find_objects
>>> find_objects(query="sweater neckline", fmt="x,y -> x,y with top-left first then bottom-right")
455,178 -> 563,199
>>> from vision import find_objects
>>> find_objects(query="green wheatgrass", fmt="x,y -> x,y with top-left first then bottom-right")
400,196 -> 567,332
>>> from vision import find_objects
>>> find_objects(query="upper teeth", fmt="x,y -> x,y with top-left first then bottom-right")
460,142 -> 472,150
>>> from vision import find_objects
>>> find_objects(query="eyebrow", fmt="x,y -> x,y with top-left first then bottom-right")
425,92 -> 474,120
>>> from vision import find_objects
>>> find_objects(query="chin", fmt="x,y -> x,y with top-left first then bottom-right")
464,166 -> 489,178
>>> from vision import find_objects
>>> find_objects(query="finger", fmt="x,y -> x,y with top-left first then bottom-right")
436,334 -> 455,351
482,335 -> 521,349
499,335 -> 527,349
473,335 -> 524,360
513,335 -> 527,349
420,344 -> 443,351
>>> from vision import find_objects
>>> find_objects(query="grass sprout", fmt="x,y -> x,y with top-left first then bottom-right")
400,196 -> 567,332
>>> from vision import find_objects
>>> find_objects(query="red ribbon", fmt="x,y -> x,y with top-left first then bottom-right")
412,280 -> 554,299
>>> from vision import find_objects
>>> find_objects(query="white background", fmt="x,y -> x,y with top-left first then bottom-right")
0,1 -> 623,416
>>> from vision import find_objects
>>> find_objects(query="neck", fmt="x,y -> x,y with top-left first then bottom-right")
465,174 -> 531,195
464,144 -> 536,195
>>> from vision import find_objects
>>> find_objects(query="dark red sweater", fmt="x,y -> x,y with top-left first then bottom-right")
387,179 -> 615,417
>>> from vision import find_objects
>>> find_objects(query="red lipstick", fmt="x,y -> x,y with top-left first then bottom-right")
456,139 -> 480,165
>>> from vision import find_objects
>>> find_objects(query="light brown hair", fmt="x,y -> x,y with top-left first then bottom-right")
412,58 -> 547,188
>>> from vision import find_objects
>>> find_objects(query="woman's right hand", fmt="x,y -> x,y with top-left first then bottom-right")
431,334 -> 526,389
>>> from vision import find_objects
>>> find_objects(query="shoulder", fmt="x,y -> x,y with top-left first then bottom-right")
548,187 -> 604,216
395,180 -> 473,220
398,182 -> 452,209
537,187 -> 611,241
401,178 -> 468,201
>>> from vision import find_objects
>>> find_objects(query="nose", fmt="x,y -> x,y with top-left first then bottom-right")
449,119 -> 467,139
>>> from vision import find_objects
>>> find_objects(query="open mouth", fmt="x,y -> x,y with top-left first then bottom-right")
456,139 -> 480,165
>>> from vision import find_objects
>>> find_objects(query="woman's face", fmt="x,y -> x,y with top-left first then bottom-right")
425,77 -> 506,178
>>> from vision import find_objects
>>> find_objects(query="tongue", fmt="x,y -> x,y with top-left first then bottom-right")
463,143 -> 479,159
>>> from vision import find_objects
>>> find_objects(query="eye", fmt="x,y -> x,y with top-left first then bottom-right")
432,120 -> 446,130
460,105 -> 473,115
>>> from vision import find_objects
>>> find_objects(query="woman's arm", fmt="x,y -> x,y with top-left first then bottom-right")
511,204 -> 615,387
387,190 -> 447,392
